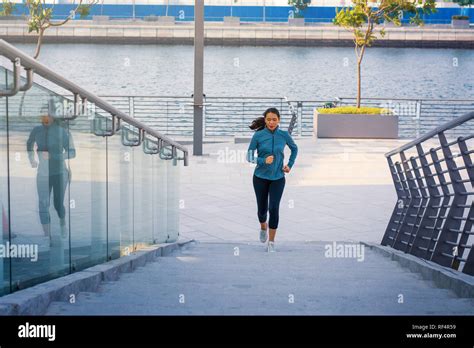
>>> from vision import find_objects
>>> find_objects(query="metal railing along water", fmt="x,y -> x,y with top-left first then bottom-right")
87,95 -> 474,139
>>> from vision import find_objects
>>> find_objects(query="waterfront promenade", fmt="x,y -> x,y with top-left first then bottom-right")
0,31 -> 472,319
2,136 -> 473,315
43,137 -> 474,315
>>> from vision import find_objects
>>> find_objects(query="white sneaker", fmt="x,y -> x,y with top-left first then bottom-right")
267,241 -> 276,253
259,229 -> 267,243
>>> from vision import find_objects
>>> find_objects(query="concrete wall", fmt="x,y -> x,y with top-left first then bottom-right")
1,21 -> 473,48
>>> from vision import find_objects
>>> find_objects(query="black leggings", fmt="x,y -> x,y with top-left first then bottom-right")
252,174 -> 286,230
37,171 -> 68,225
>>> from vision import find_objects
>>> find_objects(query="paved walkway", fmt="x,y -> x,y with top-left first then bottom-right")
46,241 -> 474,315
42,137 -> 474,315
178,137 -> 430,243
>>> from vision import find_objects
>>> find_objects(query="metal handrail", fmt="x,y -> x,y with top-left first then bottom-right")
382,110 -> 474,276
0,57 -> 20,96
0,39 -> 188,165
385,111 -> 474,157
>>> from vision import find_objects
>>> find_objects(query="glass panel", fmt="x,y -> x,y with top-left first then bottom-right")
132,129 -> 153,249
0,60 -> 183,295
107,124 -> 133,258
166,148 -> 180,242
0,66 -> 11,295
6,72 -> 71,290
152,150 -> 168,243
69,104 -> 107,271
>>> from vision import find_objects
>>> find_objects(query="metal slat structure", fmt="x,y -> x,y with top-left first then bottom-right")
382,112 -> 474,276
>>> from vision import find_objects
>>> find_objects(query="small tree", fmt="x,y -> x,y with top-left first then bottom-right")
1,1 -> 97,59
0,1 -> 97,118
25,0 -> 97,59
453,0 -> 473,17
334,0 -> 436,108
0,0 -> 16,16
288,0 -> 311,18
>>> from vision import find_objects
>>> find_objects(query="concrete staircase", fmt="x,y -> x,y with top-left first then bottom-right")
45,241 -> 474,315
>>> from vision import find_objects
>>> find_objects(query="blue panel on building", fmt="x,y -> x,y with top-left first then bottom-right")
6,5 -> 473,24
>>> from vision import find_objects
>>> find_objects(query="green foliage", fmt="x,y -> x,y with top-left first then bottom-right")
334,0 -> 437,47
453,0 -> 474,7
0,0 -> 16,16
288,0 -> 311,18
332,0 -> 437,108
26,0 -> 53,33
453,0 -> 472,17
77,4 -> 91,19
25,0 -> 97,34
22,0 -> 98,58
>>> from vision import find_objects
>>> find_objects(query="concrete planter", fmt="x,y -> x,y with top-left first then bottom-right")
92,15 -> 109,22
143,15 -> 159,22
451,18 -> 470,29
224,16 -> 240,26
288,18 -> 305,26
157,16 -> 175,25
313,110 -> 399,139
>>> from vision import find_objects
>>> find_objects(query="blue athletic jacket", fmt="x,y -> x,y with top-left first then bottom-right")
247,125 -> 298,180
26,122 -> 76,175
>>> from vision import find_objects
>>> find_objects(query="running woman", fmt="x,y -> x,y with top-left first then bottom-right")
247,107 -> 298,252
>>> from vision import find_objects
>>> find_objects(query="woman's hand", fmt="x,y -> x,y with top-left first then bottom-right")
265,155 -> 274,165
283,165 -> 291,173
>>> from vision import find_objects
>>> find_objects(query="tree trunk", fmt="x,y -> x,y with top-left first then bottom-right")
356,59 -> 361,108
356,42 -> 367,109
33,28 -> 45,59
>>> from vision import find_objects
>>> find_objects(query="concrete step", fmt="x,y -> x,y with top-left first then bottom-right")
45,241 -> 474,315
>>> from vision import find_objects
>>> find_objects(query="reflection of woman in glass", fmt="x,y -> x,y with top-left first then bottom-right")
26,107 -> 76,243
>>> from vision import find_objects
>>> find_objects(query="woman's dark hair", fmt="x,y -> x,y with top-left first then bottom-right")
249,107 -> 281,131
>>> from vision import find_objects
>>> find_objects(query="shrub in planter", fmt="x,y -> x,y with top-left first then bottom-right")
313,106 -> 398,139
452,15 -> 470,28
318,106 -> 392,115
452,0 -> 472,27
